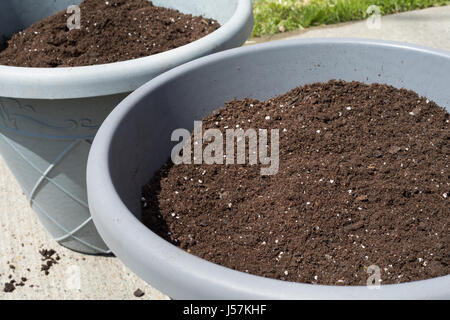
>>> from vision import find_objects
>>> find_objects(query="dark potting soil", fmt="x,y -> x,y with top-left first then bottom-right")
40,249 -> 60,276
0,0 -> 220,67
3,282 -> 15,293
133,288 -> 145,297
142,80 -> 449,286
2,263 -> 29,293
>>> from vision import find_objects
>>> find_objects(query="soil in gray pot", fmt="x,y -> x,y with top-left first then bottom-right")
0,0 -> 219,67
142,80 -> 449,286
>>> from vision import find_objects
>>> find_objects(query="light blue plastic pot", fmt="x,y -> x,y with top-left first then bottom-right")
87,39 -> 450,298
0,0 -> 254,254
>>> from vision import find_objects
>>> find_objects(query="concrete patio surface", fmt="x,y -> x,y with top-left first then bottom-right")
1,6 -> 449,300
248,6 -> 450,51
0,157 -> 169,300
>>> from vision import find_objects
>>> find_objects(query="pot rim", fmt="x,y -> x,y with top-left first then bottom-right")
0,0 -> 253,99
87,38 -> 450,299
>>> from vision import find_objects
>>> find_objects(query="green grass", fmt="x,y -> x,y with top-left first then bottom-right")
252,0 -> 450,37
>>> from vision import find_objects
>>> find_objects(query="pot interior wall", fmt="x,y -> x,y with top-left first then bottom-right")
0,0 -> 237,48
107,41 -> 450,220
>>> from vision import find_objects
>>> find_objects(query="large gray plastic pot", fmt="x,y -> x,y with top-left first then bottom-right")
87,38 -> 450,298
0,0 -> 253,254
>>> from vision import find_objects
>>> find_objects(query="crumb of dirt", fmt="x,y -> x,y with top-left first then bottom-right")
39,248 -> 60,275
3,282 -> 15,293
133,289 -> 145,297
